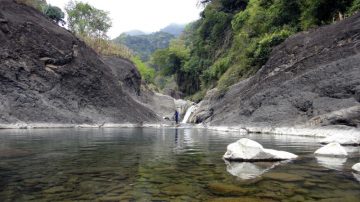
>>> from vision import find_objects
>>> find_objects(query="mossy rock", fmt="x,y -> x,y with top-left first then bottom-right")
209,197 -> 276,202
207,182 -> 254,196
263,173 -> 305,182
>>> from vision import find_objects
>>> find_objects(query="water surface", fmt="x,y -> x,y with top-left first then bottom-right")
0,128 -> 359,201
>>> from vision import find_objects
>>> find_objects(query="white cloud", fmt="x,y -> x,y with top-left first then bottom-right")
47,0 -> 202,38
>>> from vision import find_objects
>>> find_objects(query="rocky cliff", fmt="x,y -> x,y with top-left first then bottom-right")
0,0 -> 159,126
192,13 -> 360,128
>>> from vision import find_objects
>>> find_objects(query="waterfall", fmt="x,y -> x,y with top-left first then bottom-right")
181,105 -> 197,124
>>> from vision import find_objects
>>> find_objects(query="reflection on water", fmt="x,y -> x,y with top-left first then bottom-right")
353,173 -> 360,183
0,128 -> 359,201
225,161 -> 284,180
316,156 -> 348,171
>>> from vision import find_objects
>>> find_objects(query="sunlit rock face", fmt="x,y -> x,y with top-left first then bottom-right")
320,133 -> 360,146
314,143 -> 348,157
225,161 -> 284,180
315,156 -> 347,171
223,138 -> 297,161
353,163 -> 360,173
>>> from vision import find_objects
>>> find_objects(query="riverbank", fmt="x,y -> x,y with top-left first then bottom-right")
1,122 -> 359,140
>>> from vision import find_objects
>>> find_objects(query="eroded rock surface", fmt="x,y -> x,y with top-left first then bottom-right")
192,13 -> 360,128
0,0 -> 159,125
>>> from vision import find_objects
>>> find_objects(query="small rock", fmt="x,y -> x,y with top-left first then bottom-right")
314,142 -> 348,157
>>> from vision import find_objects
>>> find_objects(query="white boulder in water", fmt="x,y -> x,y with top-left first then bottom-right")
320,133 -> 360,145
223,138 -> 298,161
314,142 -> 348,157
352,163 -> 360,173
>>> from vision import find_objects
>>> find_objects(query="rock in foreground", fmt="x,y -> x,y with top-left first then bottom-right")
223,138 -> 297,161
314,143 -> 348,157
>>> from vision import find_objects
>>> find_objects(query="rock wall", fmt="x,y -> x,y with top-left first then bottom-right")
0,0 -> 159,125
193,13 -> 360,128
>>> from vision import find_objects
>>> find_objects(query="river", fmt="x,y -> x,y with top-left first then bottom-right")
0,128 -> 359,201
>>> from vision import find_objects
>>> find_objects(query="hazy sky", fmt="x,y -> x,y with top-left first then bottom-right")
47,0 -> 202,39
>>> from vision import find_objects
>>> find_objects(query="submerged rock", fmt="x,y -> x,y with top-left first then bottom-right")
314,142 -> 348,157
352,163 -> 360,173
223,138 -> 298,161
207,182 -> 254,196
262,172 -> 305,182
320,133 -> 360,146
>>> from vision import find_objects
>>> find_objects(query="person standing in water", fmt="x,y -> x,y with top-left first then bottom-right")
174,110 -> 179,125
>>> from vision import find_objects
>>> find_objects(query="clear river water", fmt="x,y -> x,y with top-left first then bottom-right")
0,127 -> 359,201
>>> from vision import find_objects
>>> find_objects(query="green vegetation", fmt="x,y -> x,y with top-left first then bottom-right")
43,4 -> 65,25
16,0 -> 47,11
65,1 -> 111,38
131,56 -> 156,83
16,0 -> 65,25
64,1 -> 154,83
150,0 -> 360,100
113,32 -> 175,61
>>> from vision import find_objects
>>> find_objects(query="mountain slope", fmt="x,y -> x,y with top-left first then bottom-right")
0,0 -> 159,126
113,32 -> 175,61
160,23 -> 185,37
192,13 -> 360,128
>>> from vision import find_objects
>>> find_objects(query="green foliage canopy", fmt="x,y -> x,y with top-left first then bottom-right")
65,1 -> 112,38
44,4 -> 65,25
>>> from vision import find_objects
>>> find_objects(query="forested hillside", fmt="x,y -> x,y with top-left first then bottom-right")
150,0 -> 360,101
160,23 -> 186,37
113,32 -> 175,61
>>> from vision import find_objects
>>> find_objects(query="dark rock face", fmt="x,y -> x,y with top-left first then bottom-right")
195,13 -> 360,127
102,56 -> 177,119
0,0 -> 159,125
102,56 -> 142,96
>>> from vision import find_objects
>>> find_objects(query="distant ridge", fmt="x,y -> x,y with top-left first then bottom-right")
160,23 -> 186,37
123,30 -> 147,36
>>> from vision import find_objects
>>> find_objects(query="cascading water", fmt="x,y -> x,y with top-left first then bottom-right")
181,105 -> 197,124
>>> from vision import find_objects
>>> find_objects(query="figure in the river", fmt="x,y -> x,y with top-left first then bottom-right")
174,110 -> 179,125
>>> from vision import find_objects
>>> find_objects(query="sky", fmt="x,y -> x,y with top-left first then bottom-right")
47,0 -> 203,39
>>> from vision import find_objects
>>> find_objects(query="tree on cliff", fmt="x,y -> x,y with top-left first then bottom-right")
44,4 -> 65,25
65,1 -> 112,39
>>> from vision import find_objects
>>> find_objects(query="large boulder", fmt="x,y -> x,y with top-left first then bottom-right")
223,138 -> 297,161
314,143 -> 348,157
352,163 -> 360,173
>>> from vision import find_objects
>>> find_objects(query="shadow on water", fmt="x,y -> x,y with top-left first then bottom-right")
0,128 -> 359,201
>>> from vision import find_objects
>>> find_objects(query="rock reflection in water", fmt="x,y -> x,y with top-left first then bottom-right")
315,156 -> 347,170
224,160 -> 286,180
353,173 -> 360,182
